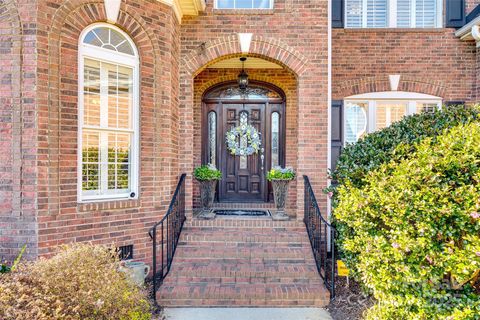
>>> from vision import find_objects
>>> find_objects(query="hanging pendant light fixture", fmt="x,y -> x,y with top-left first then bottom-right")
238,57 -> 249,91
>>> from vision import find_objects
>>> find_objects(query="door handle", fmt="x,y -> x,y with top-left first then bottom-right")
260,148 -> 265,171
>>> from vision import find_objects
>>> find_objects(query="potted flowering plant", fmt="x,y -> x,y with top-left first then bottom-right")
194,164 -> 222,219
266,166 -> 295,220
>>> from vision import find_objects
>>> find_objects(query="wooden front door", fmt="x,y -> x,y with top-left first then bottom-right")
202,81 -> 286,203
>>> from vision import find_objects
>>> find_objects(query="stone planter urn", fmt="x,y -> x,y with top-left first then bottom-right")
194,164 -> 221,220
119,261 -> 150,287
198,179 -> 217,219
271,179 -> 291,220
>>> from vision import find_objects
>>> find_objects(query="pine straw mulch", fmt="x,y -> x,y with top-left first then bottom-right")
327,277 -> 374,320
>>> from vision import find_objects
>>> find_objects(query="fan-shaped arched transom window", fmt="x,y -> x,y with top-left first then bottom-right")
204,85 -> 283,100
78,24 -> 139,202
83,26 -> 135,55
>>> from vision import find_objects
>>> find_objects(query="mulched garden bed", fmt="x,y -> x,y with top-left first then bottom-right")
327,277 -> 374,320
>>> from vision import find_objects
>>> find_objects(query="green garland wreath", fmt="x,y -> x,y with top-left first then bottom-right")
225,124 -> 262,156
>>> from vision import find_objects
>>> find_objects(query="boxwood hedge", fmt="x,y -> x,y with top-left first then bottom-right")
330,106 -> 480,272
334,121 -> 480,319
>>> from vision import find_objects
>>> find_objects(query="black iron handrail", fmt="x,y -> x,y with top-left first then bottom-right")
148,173 -> 187,303
303,175 -> 336,300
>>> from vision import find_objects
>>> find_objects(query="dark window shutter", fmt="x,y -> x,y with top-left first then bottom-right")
332,0 -> 344,28
446,0 -> 465,28
331,100 -> 344,171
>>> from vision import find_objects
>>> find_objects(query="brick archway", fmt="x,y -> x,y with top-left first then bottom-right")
182,35 -> 309,78
192,68 -> 299,211
36,0 -> 180,258
39,1 -> 174,218
180,35 -> 313,217
337,75 -> 447,99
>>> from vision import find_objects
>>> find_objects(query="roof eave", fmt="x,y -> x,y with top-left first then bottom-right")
455,16 -> 480,41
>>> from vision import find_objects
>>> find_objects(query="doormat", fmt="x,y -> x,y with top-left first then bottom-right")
214,209 -> 270,217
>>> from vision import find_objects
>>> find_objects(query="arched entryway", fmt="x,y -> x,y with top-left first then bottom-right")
202,81 -> 286,203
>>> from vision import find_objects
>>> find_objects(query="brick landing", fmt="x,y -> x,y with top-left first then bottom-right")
157,218 -> 330,307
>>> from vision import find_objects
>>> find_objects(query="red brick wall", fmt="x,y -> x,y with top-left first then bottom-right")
332,29 -> 477,102
4,0 -> 478,262
33,0 -> 181,261
0,0 -> 38,261
179,0 -> 329,219
193,68 -> 298,212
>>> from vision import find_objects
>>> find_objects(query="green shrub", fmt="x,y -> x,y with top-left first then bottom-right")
266,166 -> 295,181
330,105 -> 480,274
0,243 -> 151,320
193,164 -> 222,181
334,122 -> 480,319
331,105 -> 480,188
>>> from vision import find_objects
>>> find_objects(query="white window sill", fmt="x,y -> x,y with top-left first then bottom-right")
213,8 -> 274,15
341,27 -> 445,33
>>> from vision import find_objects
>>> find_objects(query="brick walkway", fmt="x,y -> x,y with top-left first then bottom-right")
157,217 -> 330,307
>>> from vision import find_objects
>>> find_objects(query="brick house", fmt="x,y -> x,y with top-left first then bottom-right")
1,0 -> 480,305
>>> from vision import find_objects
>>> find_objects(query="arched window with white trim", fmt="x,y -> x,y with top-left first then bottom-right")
344,91 -> 442,145
78,24 -> 139,202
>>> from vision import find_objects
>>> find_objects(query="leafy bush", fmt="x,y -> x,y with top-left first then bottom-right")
331,105 -> 480,188
330,105 -> 480,274
0,243 -> 151,320
193,164 -> 222,181
334,122 -> 480,319
266,166 -> 296,181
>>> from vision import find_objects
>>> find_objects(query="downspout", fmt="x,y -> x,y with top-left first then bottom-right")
327,0 -> 332,221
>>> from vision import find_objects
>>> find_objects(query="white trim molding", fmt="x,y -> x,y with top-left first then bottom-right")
104,0 -> 121,24
455,16 -> 480,47
238,33 -> 253,53
157,0 -> 205,23
214,0 -> 274,10
389,75 -> 401,91
346,91 -> 442,100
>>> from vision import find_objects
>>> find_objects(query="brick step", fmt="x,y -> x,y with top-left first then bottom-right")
174,246 -> 312,259
162,275 -> 323,285
183,225 -> 306,234
172,257 -> 313,264
157,217 -> 327,307
178,239 -> 311,247
159,298 -> 329,307
166,262 -> 320,279
187,219 -> 305,229
157,283 -> 329,307
180,232 -> 310,244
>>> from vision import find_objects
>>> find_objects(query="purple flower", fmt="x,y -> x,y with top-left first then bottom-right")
476,252 -> 480,257
392,242 -> 400,249
327,192 -> 333,198
470,212 -> 480,219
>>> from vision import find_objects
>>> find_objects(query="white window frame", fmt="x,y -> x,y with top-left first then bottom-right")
214,0 -> 274,10
77,23 -> 140,202
344,91 -> 442,145
345,0 -> 443,28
